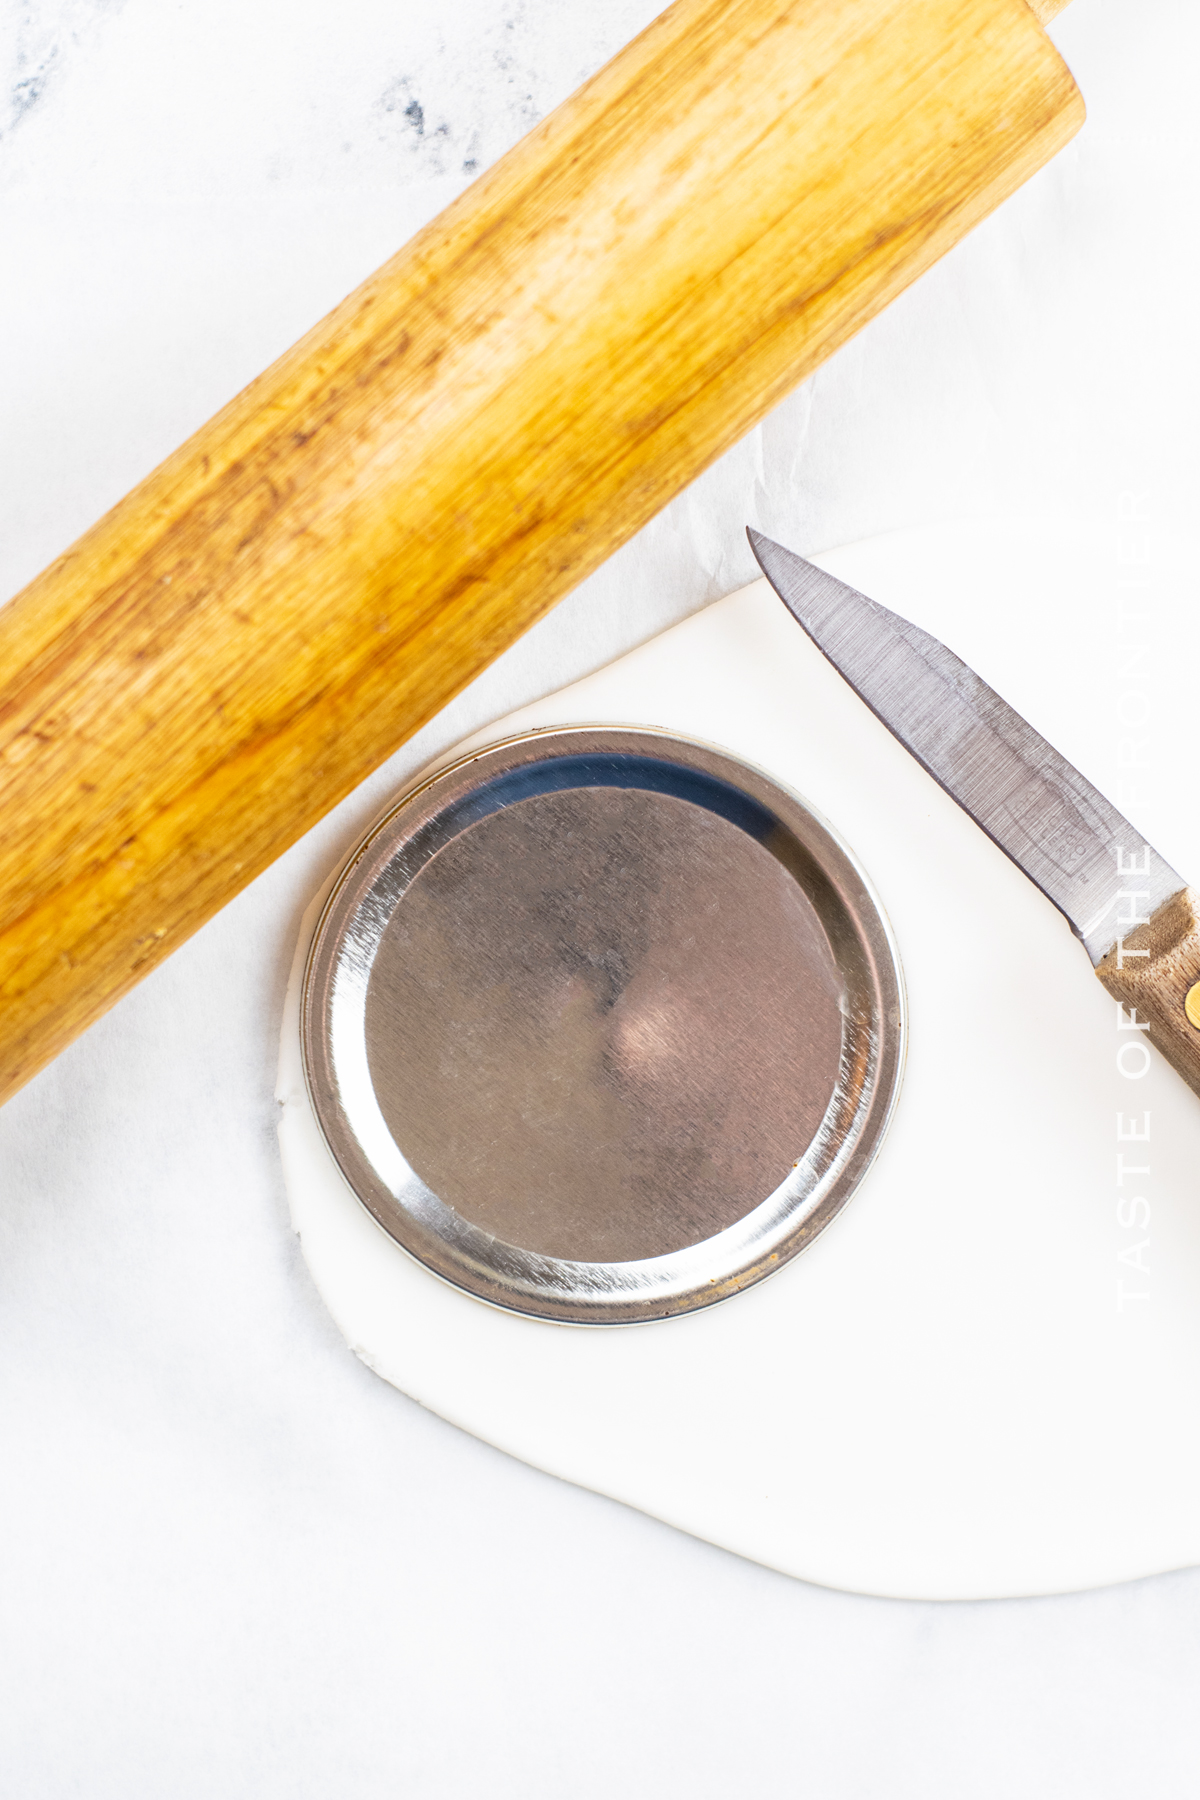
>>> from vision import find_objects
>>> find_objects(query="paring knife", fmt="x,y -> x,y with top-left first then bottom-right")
747,528 -> 1200,1101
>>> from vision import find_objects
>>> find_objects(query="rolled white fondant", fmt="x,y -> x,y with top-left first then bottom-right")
279,522 -> 1200,1600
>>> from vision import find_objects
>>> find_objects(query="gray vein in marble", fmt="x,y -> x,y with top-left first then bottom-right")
1,0 -> 124,141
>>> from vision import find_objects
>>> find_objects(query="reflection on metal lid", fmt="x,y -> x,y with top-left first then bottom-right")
302,726 -> 904,1324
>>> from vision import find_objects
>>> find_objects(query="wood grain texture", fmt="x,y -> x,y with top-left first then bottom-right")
1097,889 -> 1200,1100
0,0 -> 1083,1106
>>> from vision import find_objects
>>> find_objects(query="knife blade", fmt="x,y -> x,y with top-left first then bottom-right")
747,527 -> 1200,1100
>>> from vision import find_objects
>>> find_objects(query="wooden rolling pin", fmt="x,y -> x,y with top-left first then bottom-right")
0,0 -> 1080,1106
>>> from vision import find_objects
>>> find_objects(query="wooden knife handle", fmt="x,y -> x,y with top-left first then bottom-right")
1097,889 -> 1200,1099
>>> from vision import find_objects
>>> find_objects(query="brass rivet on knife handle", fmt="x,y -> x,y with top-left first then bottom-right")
0,0 -> 1083,1108
1186,982 -> 1200,1033
1097,890 -> 1200,1097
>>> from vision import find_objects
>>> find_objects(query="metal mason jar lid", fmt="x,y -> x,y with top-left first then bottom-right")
301,726 -> 904,1324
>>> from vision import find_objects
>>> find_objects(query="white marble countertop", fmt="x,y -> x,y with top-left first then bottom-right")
3,2 -> 1199,1794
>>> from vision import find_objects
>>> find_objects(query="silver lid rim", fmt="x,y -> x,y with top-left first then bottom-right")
301,724 -> 906,1325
